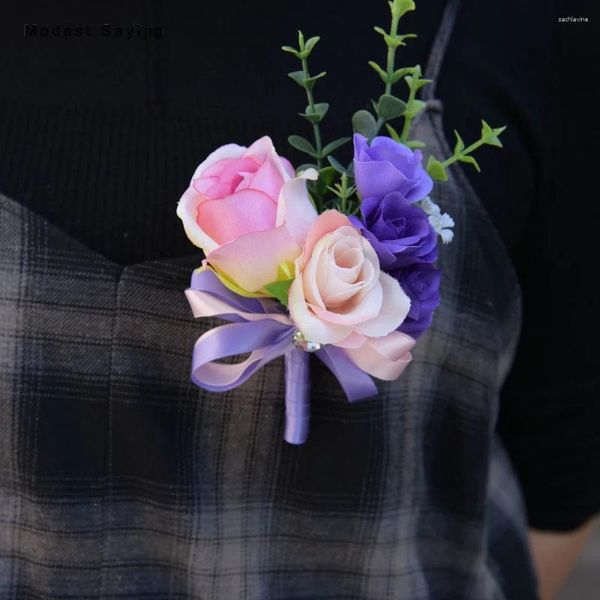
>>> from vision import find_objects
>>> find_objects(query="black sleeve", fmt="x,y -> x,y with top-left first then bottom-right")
497,0 -> 600,531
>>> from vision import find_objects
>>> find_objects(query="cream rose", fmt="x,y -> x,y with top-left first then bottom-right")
288,210 -> 411,347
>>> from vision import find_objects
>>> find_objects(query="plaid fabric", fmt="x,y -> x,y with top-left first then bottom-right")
0,115 -> 538,599
0,5 -> 538,598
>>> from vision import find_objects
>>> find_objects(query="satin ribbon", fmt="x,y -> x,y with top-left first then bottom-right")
185,268 -> 414,444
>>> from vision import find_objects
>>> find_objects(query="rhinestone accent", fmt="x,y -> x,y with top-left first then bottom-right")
292,330 -> 321,352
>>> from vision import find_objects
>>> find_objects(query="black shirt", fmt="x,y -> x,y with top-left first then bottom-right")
0,0 -> 597,530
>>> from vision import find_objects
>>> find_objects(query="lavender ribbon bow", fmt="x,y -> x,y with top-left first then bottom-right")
185,269 -> 378,444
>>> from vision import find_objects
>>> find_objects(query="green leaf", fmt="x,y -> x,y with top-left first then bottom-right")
481,119 -> 494,138
377,94 -> 407,120
311,166 -> 338,197
453,130 -> 465,153
385,123 -> 401,142
321,137 -> 351,156
405,139 -> 426,149
481,120 -> 506,147
383,32 -> 417,48
288,70 -> 326,91
405,75 -> 432,91
303,36 -> 320,56
299,102 -> 330,124
368,60 -> 388,84
389,0 -> 416,18
458,154 -> 481,172
405,99 -> 426,119
352,110 -> 377,139
265,279 -> 294,307
281,45 -> 300,57
390,66 -> 416,84
288,135 -> 319,158
327,155 -> 349,175
297,30 -> 305,49
426,156 -> 448,181
304,71 -> 327,90
288,70 -> 306,87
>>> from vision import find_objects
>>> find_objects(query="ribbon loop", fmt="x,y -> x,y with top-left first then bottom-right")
184,268 -> 413,444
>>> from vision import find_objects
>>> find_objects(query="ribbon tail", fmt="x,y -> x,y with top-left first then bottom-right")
316,345 -> 378,402
191,321 -> 293,392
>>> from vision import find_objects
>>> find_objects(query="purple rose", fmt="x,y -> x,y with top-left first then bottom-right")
353,134 -> 433,202
392,263 -> 441,339
354,192 -> 438,269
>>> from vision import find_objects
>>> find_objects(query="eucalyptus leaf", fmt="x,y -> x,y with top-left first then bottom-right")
281,45 -> 300,57
481,120 -> 506,147
453,130 -> 465,153
321,137 -> 351,157
368,60 -> 388,83
377,94 -> 407,119
458,154 -> 481,172
405,99 -> 426,119
298,112 -> 322,124
385,123 -> 401,142
303,36 -> 320,56
406,139 -> 426,149
299,102 -> 329,124
288,135 -> 319,158
327,155 -> 348,175
288,70 -> 306,87
389,0 -> 416,18
304,71 -> 327,91
352,110 -> 377,139
426,156 -> 448,181
390,66 -> 416,84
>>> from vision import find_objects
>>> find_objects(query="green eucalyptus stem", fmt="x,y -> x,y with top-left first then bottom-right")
441,138 -> 486,168
300,55 -> 323,168
373,6 -> 402,134
339,172 -> 348,213
384,16 -> 401,96
399,83 -> 417,142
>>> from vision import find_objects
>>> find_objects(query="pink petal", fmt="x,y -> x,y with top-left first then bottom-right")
234,156 -> 285,199
275,171 -> 318,242
191,144 -> 246,181
176,186 -> 219,253
288,274 -> 351,345
244,136 -> 292,183
207,226 -> 301,293
196,190 -> 277,246
354,271 -> 411,337
310,282 -> 382,325
301,210 -> 352,267
345,331 -> 415,380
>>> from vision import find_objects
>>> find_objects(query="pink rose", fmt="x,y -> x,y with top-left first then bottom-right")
177,136 -> 317,293
288,210 -> 411,347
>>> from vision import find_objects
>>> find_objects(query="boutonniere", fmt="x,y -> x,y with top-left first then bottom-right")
177,0 -> 505,444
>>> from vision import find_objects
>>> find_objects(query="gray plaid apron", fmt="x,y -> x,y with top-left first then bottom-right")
0,1 -> 538,597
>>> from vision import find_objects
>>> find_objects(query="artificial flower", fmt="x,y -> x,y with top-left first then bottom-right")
177,136 -> 318,293
288,210 -> 411,346
391,262 -> 441,339
353,134 -> 433,202
354,191 -> 438,268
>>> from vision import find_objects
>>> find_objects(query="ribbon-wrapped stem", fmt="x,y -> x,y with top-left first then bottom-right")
185,268 -> 415,445
284,348 -> 311,445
